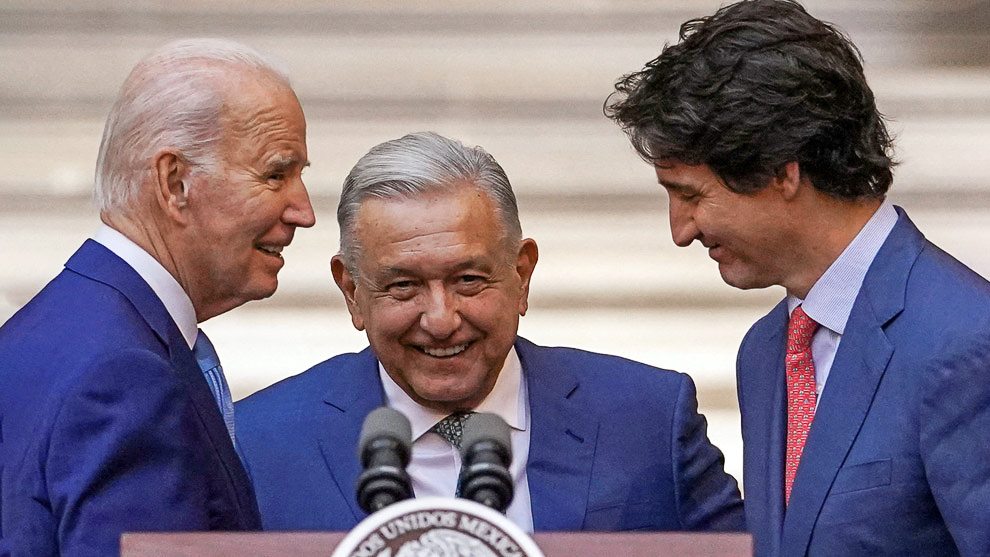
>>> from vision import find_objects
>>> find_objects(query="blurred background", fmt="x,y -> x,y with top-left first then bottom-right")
2,0 -> 989,488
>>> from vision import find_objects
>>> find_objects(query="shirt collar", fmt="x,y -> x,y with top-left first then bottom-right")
92,224 -> 198,349
787,200 -> 897,333
379,345 -> 527,441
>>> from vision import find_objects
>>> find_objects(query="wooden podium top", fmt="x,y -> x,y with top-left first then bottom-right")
122,531 -> 752,556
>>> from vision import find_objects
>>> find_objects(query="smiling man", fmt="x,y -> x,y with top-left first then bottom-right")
235,131 -> 744,534
0,39 -> 314,556
606,1 -> 990,556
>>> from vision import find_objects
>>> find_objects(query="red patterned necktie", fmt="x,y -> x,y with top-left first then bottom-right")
785,305 -> 819,504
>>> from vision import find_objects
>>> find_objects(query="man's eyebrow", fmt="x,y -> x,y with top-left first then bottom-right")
657,180 -> 688,191
267,155 -> 309,170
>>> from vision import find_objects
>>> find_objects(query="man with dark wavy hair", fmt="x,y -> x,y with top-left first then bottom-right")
607,1 -> 990,555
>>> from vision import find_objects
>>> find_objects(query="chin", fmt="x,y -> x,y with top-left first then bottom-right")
719,266 -> 774,291
243,280 -> 279,302
417,385 -> 484,411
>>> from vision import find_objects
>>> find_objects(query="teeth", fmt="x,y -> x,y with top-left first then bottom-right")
421,344 -> 468,357
258,246 -> 284,256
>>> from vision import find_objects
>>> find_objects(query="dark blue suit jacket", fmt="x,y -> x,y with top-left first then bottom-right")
0,240 -> 260,556
737,209 -> 990,556
236,337 -> 744,532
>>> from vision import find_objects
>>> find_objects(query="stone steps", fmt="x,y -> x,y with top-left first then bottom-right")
2,0 -> 988,486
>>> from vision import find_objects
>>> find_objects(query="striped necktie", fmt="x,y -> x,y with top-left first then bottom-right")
193,329 -> 237,444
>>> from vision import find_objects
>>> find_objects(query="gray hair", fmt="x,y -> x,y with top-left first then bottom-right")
94,38 -> 291,213
338,131 -> 522,273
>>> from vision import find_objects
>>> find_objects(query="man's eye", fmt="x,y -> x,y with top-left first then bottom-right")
268,172 -> 286,182
387,281 -> 417,299
458,275 -> 486,293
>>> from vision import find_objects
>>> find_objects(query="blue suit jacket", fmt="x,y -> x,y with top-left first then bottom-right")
0,240 -> 260,557
737,209 -> 990,556
236,337 -> 744,532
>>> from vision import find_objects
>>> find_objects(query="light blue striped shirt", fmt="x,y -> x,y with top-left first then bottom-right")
786,201 -> 898,405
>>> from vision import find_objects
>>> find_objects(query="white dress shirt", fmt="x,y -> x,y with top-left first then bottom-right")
379,346 -> 534,533
92,224 -> 198,349
786,201 -> 897,405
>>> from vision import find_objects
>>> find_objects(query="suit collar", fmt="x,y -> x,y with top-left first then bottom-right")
66,239 -> 188,354
781,208 -> 923,555
92,224 -> 198,348
319,347 -> 385,523
516,337 -> 598,530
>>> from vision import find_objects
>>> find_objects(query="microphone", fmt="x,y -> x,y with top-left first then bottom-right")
459,412 -> 514,513
356,407 -> 413,514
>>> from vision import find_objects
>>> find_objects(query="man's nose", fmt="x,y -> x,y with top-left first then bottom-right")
419,284 -> 461,339
283,177 -> 316,229
668,197 -> 700,247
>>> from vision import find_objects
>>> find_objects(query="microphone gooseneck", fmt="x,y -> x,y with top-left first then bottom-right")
356,407 -> 413,514
458,412 -> 514,512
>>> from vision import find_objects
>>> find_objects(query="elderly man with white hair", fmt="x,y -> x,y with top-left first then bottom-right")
0,38 -> 315,556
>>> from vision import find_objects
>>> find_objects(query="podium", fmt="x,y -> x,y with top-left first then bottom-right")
121,531 -> 752,556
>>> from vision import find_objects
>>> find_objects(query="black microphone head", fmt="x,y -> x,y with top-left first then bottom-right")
459,412 -> 514,512
460,412 -> 512,462
358,407 -> 412,465
357,407 -> 413,513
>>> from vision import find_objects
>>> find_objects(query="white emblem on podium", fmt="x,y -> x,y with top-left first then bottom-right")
332,497 -> 545,557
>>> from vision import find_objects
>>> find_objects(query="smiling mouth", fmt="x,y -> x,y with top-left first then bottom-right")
416,343 -> 470,358
257,245 -> 284,259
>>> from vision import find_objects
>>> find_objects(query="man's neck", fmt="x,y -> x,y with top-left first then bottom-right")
783,195 -> 884,299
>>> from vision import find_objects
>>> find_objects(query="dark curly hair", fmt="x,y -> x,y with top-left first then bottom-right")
605,0 -> 895,199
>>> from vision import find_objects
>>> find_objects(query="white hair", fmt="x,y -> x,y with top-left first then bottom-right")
94,38 -> 291,213
337,131 -> 522,274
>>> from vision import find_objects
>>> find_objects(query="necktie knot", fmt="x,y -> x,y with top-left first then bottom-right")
431,411 -> 473,449
787,305 -> 819,354
193,330 -> 221,371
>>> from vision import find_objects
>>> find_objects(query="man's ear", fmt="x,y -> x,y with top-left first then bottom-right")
515,238 -> 539,316
774,161 -> 804,201
153,150 -> 190,221
331,255 -> 365,331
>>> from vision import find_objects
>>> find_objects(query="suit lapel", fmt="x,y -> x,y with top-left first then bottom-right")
318,348 -> 385,523
65,239 -> 260,521
517,338 -> 599,530
781,210 -> 923,556
741,302 -> 789,557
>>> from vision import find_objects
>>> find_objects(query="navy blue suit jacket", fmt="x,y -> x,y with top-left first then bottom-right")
236,337 -> 744,532
0,240 -> 260,556
737,209 -> 990,556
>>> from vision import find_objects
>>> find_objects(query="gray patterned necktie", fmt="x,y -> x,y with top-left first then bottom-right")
430,411 -> 473,449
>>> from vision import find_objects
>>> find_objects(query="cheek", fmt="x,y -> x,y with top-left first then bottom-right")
363,301 -> 419,341
465,292 -> 521,337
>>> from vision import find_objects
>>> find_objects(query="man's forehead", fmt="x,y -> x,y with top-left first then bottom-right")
355,198 -> 511,266
654,161 -> 723,187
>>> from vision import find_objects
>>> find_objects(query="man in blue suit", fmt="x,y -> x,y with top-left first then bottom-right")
236,131 -> 744,533
607,1 -> 990,555
0,39 -> 315,555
